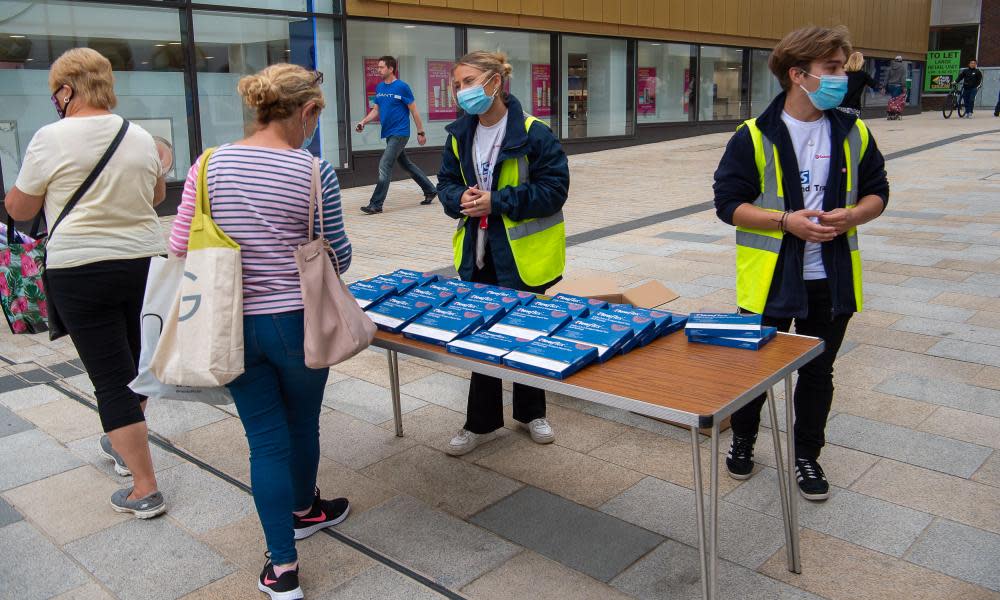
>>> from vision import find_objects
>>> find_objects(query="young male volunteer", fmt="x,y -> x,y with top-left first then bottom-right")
355,55 -> 438,214
712,26 -> 889,501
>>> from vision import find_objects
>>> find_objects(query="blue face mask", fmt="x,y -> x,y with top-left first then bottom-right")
301,119 -> 317,150
456,74 -> 499,115
799,71 -> 848,111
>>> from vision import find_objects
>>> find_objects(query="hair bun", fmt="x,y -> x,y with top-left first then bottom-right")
238,74 -> 279,110
502,62 -> 513,78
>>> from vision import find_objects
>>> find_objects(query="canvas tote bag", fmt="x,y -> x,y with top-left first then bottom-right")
150,148 -> 244,386
295,157 -> 375,368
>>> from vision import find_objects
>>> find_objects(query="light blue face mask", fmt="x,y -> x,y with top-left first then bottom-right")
301,119 -> 317,149
456,74 -> 499,115
799,71 -> 848,111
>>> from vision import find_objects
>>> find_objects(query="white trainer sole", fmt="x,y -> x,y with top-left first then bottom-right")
98,445 -> 132,477
109,499 -> 166,519
293,504 -> 351,540
257,581 -> 304,600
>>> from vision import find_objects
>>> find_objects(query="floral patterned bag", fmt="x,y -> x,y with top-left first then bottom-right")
0,220 -> 48,335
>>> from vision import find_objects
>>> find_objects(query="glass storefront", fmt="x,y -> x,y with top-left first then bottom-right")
467,29 -> 552,125
750,49 -> 782,115
699,46 -> 745,121
561,35 -> 631,139
636,42 -> 696,123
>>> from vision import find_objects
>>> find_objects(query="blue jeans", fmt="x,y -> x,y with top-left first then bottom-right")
962,87 -> 977,114
886,84 -> 903,98
369,135 -> 436,209
227,311 -> 329,565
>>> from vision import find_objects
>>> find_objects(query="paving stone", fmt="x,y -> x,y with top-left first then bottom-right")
655,231 -> 726,243
759,527 -> 999,600
471,486 -> 663,582
972,451 -> 1000,488
400,371 -> 475,412
144,397 -> 229,439
905,519 -> 1000,592
504,401 -> 629,454
47,361 -> 85,378
67,433 -> 184,485
0,521 -> 89,599
893,315 -> 1000,348
320,564 -> 446,600
62,373 -> 95,394
567,245 -> 629,260
65,518 -> 235,600
340,495 -> 519,589
567,256 -> 636,273
0,428 -> 84,491
154,462 -> 255,534
662,281 -> 719,298
0,382 -> 69,412
0,374 -> 33,394
330,348 -> 436,386
825,413 -> 991,478
178,571 -> 260,600
52,582 -> 116,600
917,406 -> 1000,449
323,377 -> 426,424
610,539 -> 822,600
863,282 -> 940,301
317,410 -> 418,469
18,397 -> 103,443
876,372 -> 1000,417
883,209 -> 947,220
901,276 -> 1000,299
174,417 -> 250,482
0,496 -> 21,528
831,385 -> 937,429
724,468 -> 933,557
17,367 -> 58,383
838,345 -> 982,384
461,550 -> 633,600
929,338 -> 1000,368
863,297 -> 976,322
0,402 -> 33,439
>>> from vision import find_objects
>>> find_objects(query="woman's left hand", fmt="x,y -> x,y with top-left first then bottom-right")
461,188 -> 492,218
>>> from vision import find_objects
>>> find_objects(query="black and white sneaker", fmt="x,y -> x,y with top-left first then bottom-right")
795,457 -> 830,501
292,488 -> 350,540
258,555 -> 303,600
726,433 -> 757,480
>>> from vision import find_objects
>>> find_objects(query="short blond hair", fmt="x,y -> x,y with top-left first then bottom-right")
453,51 -> 513,97
237,64 -> 326,124
49,48 -> 117,110
845,51 -> 865,72
769,26 -> 852,90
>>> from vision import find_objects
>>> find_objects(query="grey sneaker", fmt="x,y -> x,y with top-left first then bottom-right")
99,434 -> 131,477
110,487 -> 166,519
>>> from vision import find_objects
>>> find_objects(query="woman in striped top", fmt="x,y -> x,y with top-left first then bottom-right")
169,64 -> 351,600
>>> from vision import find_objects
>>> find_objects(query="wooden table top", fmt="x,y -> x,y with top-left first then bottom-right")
374,330 -> 823,428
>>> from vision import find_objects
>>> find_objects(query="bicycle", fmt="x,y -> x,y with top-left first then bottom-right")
942,83 -> 966,119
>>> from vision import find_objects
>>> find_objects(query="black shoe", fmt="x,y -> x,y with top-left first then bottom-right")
420,191 -> 437,205
726,433 -> 756,480
258,555 -> 303,600
293,488 -> 350,540
795,457 -> 830,501
360,205 -> 382,215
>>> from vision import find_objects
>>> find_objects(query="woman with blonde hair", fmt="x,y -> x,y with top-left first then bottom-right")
839,51 -> 881,116
169,63 -> 352,600
5,47 -> 168,518
436,51 -> 570,456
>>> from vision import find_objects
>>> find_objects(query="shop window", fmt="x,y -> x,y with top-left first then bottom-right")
750,49 -> 782,116
636,42 -> 696,124
467,29 -> 552,125
561,35 -> 630,139
698,46 -> 745,121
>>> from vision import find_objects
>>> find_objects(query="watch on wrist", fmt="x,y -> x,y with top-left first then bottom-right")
417,131 -> 425,136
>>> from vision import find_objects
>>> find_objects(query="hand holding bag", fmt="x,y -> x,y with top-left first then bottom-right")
295,157 -> 375,368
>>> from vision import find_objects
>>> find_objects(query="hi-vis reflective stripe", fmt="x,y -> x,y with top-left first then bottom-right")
508,212 -> 564,240
757,137 -> 784,211
847,234 -> 859,251
736,229 -> 783,253
845,126 -> 861,206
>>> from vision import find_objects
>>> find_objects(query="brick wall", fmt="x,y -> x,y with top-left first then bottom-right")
982,0 -> 1000,66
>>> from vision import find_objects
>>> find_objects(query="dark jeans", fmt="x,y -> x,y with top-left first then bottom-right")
464,250 -> 546,434
46,257 -> 150,433
885,84 -> 903,98
995,89 -> 1000,116
369,135 -> 436,209
962,87 -> 978,114
226,311 -> 329,565
731,279 -> 852,460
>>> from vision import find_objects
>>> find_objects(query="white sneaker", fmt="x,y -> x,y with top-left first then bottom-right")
446,429 -> 487,456
523,418 -> 555,444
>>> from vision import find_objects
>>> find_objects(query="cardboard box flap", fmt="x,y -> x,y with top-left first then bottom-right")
622,281 -> 678,308
545,277 -> 622,304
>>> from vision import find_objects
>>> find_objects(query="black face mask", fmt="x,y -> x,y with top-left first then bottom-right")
51,87 -> 73,119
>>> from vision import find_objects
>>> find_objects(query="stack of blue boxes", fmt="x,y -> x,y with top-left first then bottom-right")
684,313 -> 778,350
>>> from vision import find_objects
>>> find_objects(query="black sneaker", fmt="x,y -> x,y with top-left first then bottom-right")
420,191 -> 437,205
360,205 -> 382,214
258,555 -> 302,600
726,433 -> 757,480
795,457 -> 830,501
293,488 -> 350,540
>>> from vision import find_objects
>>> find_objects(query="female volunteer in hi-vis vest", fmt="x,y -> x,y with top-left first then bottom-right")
436,51 -> 570,457
713,26 -> 889,501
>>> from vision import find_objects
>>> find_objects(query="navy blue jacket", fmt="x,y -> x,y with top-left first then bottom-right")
438,95 -> 570,291
713,92 -> 890,319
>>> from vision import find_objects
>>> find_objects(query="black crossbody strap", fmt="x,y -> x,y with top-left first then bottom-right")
48,118 -> 130,239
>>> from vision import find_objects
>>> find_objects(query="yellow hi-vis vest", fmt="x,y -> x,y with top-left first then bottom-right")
450,115 -> 565,287
736,118 -> 869,314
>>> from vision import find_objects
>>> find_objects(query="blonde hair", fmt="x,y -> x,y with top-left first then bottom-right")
453,51 -> 513,97
237,63 -> 326,124
769,26 -> 852,91
49,48 -> 117,110
845,51 -> 865,72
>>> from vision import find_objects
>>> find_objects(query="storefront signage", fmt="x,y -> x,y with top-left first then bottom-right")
531,64 -> 552,117
363,57 -> 381,122
427,59 -> 457,121
924,50 -> 961,92
638,67 -> 656,114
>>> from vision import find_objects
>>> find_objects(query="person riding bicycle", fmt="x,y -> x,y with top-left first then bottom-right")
955,59 -> 983,118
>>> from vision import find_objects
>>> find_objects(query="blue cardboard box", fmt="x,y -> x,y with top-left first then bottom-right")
402,286 -> 455,308
348,280 -> 397,309
447,330 -> 531,363
366,296 -> 433,333
688,326 -> 778,350
466,291 -> 521,313
391,268 -> 440,286
607,306 -> 673,342
402,307 -> 484,346
503,337 -> 599,379
685,313 -> 763,338
552,293 -> 610,311
532,299 -> 590,320
551,317 -> 634,362
660,313 -> 689,336
470,283 -> 536,306
368,274 -> 419,295
436,279 -> 475,299
590,311 -> 656,353
448,299 -> 507,330
423,281 -> 471,300
490,306 -> 572,340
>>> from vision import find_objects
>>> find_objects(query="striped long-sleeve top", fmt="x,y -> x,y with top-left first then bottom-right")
169,145 -> 352,316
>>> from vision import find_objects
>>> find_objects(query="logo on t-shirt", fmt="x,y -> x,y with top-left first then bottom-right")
800,170 -> 810,185
814,153 -> 831,160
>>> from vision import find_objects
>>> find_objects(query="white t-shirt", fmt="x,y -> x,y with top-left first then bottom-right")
14,115 -> 166,269
781,111 -> 831,280
472,113 -> 508,268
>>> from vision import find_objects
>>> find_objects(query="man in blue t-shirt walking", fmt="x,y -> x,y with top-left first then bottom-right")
355,56 -> 437,214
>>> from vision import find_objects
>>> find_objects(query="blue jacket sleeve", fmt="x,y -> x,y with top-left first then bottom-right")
491,125 -> 570,221
437,135 -> 468,221
713,127 -> 760,226
858,132 -> 889,211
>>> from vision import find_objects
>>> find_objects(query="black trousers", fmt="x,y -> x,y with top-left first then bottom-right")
46,257 -> 151,433
730,279 -> 852,460
464,250 -> 546,434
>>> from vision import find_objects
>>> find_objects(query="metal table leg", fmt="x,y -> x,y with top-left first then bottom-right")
386,350 -> 403,437
690,426 -> 710,600
785,374 -> 802,573
709,422 -> 720,600
766,387 -> 794,572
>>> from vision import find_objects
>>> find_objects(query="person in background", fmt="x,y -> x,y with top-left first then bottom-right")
170,64 -> 352,600
839,51 -> 881,116
713,26 -> 889,501
355,55 -> 438,214
885,55 -> 907,99
5,48 -> 167,519
436,51 -> 569,456
956,59 -> 983,118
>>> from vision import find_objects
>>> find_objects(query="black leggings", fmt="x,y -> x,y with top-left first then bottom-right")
46,257 -> 151,432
